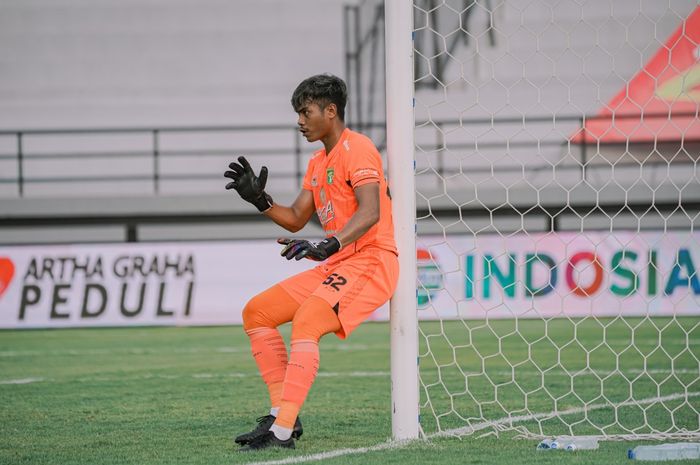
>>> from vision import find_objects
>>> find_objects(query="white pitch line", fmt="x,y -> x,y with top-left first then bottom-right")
317,371 -> 389,378
0,371 -> 390,385
192,372 -> 388,380
0,377 -> 44,385
242,391 -> 700,465
242,439 -> 420,465
3,368 -> 695,386
4,368 -> 696,386
0,344 -> 379,358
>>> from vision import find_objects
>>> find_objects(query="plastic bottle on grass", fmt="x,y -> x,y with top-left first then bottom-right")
537,436 -> 599,451
628,443 -> 700,461
536,439 -> 556,450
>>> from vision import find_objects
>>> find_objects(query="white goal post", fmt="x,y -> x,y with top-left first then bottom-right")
386,0 -> 421,441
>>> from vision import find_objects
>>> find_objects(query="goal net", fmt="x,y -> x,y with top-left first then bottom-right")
385,0 -> 700,440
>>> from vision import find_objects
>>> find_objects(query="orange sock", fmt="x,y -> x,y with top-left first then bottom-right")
245,327 -> 288,408
275,340 -> 319,428
268,383 -> 284,409
274,296 -> 342,430
242,285 -> 300,409
275,400 -> 301,431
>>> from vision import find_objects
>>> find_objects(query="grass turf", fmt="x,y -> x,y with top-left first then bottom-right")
1,318 -> 698,465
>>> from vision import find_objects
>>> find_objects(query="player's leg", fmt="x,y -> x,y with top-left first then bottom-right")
235,284 -> 298,445
240,296 -> 340,451
242,285 -> 297,409
273,297 -> 341,433
236,266 -> 327,447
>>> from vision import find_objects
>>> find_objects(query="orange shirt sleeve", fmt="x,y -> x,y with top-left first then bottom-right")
345,140 -> 382,188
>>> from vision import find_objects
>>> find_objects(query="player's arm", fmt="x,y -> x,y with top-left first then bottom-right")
335,182 -> 380,247
278,182 -> 379,261
224,156 -> 314,232
263,189 -> 315,232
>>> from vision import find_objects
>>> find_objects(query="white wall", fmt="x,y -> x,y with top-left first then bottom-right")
1,0 -> 697,244
0,0 -> 347,129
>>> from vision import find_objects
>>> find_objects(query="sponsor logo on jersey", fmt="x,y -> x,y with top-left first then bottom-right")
316,200 -> 335,226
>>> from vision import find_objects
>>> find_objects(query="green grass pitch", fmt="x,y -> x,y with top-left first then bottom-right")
1,317 -> 698,465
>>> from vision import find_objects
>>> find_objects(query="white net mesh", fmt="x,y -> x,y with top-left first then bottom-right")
410,0 -> 700,439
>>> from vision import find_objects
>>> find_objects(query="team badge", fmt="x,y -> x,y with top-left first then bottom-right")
326,168 -> 335,184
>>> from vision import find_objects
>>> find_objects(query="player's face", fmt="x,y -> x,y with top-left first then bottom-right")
296,102 -> 332,142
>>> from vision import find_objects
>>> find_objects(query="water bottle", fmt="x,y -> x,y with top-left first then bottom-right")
536,438 -> 556,450
537,436 -> 599,451
628,443 -> 700,461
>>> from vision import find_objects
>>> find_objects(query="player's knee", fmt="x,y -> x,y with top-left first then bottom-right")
242,294 -> 271,330
291,296 -> 340,341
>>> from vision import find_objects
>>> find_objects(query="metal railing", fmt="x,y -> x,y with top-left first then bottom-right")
0,112 -> 697,198
0,124 -> 307,197
421,111 -> 700,181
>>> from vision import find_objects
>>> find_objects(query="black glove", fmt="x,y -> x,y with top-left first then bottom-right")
224,156 -> 273,212
277,237 -> 341,261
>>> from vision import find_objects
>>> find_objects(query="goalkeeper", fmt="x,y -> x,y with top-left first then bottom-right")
224,74 -> 398,451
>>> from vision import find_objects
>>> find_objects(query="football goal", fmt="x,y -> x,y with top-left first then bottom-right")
384,0 -> 700,441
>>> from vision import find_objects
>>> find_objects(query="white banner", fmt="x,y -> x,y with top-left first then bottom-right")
417,231 -> 700,319
1,231 -> 698,329
0,241 -> 317,329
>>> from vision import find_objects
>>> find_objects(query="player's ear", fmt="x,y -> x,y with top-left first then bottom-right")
325,103 -> 337,120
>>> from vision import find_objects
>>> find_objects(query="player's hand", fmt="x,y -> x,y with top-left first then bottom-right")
224,156 -> 273,212
277,237 -> 341,261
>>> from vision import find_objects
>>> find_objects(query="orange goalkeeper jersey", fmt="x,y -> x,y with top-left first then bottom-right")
302,128 -> 397,264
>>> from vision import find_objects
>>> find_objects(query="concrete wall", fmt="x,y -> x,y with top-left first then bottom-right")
0,0 -> 347,129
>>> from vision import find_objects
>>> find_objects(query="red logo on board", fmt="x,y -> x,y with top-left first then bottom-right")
0,257 -> 15,298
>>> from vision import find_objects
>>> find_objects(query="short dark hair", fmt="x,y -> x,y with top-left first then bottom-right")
291,74 -> 347,121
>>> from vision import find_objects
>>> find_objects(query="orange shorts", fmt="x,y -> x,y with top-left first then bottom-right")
278,246 -> 399,339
